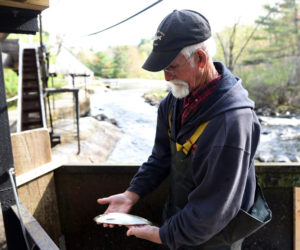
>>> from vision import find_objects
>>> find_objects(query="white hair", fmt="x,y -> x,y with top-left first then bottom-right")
180,37 -> 216,62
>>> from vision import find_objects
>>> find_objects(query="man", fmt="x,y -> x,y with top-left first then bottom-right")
97,9 -> 271,250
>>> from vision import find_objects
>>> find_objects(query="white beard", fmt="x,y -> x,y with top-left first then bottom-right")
169,79 -> 190,99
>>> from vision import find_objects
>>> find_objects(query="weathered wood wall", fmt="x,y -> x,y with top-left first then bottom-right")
11,128 -> 62,245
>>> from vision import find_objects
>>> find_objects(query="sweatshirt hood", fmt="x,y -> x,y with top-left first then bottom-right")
178,62 -> 254,135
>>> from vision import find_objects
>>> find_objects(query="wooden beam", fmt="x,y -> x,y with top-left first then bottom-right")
11,202 -> 59,249
295,187 -> 300,250
16,160 -> 63,187
0,6 -> 39,34
0,0 -> 49,11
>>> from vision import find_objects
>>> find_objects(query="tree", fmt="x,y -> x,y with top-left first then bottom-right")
76,39 -> 163,80
111,46 -> 130,78
246,0 -> 300,109
254,0 -> 300,84
215,7 -> 276,72
138,38 -> 153,60
90,51 -> 114,78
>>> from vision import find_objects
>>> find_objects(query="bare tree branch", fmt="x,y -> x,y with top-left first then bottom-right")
228,21 -> 238,71
216,33 -> 228,66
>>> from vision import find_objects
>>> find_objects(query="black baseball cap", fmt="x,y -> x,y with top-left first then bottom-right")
142,9 -> 211,72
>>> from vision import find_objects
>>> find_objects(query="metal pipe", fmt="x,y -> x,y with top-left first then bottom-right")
8,168 -> 31,250
74,91 -> 80,154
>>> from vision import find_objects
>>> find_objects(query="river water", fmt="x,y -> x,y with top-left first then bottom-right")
91,88 -> 157,164
90,81 -> 300,164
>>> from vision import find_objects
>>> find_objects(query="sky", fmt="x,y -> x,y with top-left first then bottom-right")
42,0 -> 277,51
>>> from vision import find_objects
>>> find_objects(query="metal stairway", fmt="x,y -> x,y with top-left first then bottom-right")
17,46 -> 46,132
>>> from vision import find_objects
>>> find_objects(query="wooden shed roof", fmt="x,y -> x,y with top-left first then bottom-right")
0,0 -> 49,11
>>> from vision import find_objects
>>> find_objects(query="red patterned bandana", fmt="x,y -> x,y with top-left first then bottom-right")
181,75 -> 221,126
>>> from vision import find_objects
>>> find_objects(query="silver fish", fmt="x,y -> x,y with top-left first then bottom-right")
94,212 -> 152,225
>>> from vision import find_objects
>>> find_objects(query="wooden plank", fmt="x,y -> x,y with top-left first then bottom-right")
11,127 -> 63,245
11,202 -> 59,249
16,160 -> 62,187
0,0 -> 49,11
295,187 -> 300,250
17,173 -> 62,245
11,128 -> 52,176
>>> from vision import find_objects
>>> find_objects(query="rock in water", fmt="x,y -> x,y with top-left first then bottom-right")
274,154 -> 291,163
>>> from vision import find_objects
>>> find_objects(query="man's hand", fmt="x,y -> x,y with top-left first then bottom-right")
97,190 -> 140,228
126,225 -> 162,244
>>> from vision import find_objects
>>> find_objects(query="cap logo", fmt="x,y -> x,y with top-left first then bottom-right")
154,31 -> 165,46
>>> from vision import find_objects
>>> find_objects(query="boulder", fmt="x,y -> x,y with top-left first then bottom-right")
273,154 -> 291,163
51,117 -> 122,164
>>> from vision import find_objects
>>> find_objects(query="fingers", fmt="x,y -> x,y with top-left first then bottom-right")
126,225 -> 144,237
126,225 -> 162,244
97,196 -> 117,228
102,223 -> 115,228
97,197 -> 110,205
97,197 -> 114,214
126,226 -> 135,237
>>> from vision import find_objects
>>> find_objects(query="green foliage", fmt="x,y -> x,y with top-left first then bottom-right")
4,69 -> 18,109
7,31 -> 51,47
78,39 -> 163,80
147,89 -> 168,99
138,39 -> 153,60
143,89 -> 168,106
48,74 -> 68,88
4,69 -> 18,98
254,0 -> 299,59
214,0 -> 300,111
112,46 -> 130,78
214,23 -> 265,72
88,51 -> 114,78
237,57 -> 296,109
242,58 -> 267,65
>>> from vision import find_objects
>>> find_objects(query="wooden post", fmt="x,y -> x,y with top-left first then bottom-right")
294,187 -> 300,250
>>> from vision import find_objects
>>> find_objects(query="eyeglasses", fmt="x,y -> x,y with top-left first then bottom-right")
164,53 -> 195,78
